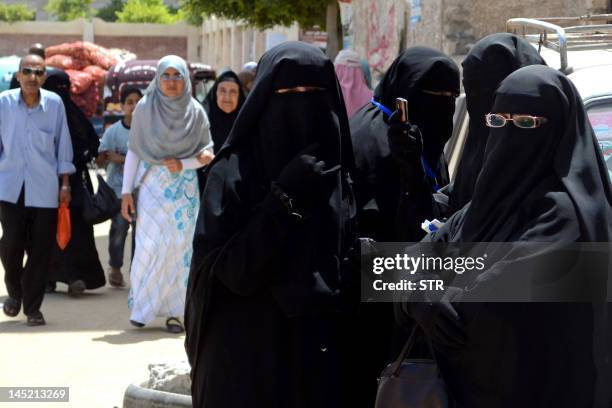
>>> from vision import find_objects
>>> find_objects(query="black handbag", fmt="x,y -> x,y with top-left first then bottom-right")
375,326 -> 450,408
82,173 -> 121,225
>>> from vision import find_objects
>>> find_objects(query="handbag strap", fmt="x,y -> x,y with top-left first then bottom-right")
390,325 -> 439,377
135,164 -> 152,190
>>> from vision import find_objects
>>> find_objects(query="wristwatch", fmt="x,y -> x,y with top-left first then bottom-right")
60,185 -> 71,191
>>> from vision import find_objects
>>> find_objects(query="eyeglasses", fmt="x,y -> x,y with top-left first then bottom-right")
21,67 -> 45,77
485,113 -> 548,129
160,72 -> 184,81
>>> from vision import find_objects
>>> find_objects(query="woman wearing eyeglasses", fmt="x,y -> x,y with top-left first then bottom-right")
400,65 -> 612,407
120,55 -> 214,333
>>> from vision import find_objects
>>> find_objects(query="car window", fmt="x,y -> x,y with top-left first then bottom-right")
586,101 -> 612,182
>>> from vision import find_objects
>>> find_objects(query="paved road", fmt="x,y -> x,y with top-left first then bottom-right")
0,177 -> 189,407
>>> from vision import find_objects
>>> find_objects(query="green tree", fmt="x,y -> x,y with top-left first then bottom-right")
116,0 -> 183,24
182,0 -> 329,29
45,0 -> 94,21
0,3 -> 36,23
181,0 -> 341,58
97,0 -> 124,22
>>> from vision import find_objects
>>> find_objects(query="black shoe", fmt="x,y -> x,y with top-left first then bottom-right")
45,282 -> 56,293
130,320 -> 145,328
2,297 -> 21,317
26,311 -> 46,326
68,280 -> 86,298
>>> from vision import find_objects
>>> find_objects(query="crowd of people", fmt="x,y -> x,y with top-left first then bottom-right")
0,35 -> 611,407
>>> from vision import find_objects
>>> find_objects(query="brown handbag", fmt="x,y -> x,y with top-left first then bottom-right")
375,326 -> 450,408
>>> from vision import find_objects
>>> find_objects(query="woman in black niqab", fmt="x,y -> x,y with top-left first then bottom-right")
407,65 -> 612,407
350,47 -> 460,242
185,41 -> 356,408
44,70 -> 105,293
449,33 -> 547,211
201,70 -> 245,153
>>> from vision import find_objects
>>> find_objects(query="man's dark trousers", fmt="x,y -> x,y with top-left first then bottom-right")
0,188 -> 57,315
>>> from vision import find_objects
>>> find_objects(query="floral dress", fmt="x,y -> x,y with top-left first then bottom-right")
128,162 -> 199,324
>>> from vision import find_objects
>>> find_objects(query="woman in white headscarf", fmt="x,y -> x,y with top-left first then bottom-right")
334,49 -> 372,117
121,55 -> 214,333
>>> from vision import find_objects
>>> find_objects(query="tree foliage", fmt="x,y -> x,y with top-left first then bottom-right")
97,0 -> 124,22
45,0 -> 94,21
181,0 -> 329,29
116,0 -> 183,24
0,2 -> 36,23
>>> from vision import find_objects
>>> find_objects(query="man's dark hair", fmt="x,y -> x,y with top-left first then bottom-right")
120,86 -> 143,104
28,43 -> 45,59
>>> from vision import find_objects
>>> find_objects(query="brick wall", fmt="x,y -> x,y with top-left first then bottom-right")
95,36 -> 188,60
0,34 -> 82,57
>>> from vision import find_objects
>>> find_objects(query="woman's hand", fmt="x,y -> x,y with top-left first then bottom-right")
163,158 -> 183,173
197,150 -> 214,166
122,193 -> 136,222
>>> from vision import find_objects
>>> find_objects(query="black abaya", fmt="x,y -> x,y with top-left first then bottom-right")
185,42 -> 357,408
411,65 -> 612,407
44,71 -> 105,290
350,47 -> 459,242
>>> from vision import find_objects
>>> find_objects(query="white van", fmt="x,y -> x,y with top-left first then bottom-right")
447,15 -> 612,182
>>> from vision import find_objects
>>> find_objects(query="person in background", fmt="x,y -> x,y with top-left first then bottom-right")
202,70 -> 245,154
0,54 -> 75,325
448,33 -> 546,212
334,49 -> 372,117
349,46 -> 460,406
45,70 -> 105,297
360,58 -> 373,90
121,56 -> 213,333
97,87 -> 143,288
237,61 -> 257,95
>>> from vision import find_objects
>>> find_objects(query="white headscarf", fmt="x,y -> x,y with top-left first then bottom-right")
129,55 -> 211,163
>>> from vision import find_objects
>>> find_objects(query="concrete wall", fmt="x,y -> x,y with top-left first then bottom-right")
0,18 -> 198,61
349,0 -> 610,83
201,18 -> 300,73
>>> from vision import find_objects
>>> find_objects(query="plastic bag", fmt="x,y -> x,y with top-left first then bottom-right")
57,202 -> 71,250
66,69 -> 94,94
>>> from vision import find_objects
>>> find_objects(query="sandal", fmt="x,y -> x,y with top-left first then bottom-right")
166,317 -> 184,334
108,268 -> 126,288
130,320 -> 145,328
26,311 -> 46,326
2,297 -> 20,317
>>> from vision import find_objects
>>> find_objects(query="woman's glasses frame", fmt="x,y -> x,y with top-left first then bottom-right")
485,113 -> 548,129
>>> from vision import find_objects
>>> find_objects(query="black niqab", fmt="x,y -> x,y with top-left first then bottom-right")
43,70 -> 99,170
427,65 -> 612,408
450,33 -> 546,211
449,65 -> 611,243
202,70 -> 245,153
186,41 -> 356,408
350,46 -> 459,241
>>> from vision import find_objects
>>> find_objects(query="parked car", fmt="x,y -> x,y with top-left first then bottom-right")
446,15 -> 612,183
103,59 -> 216,128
